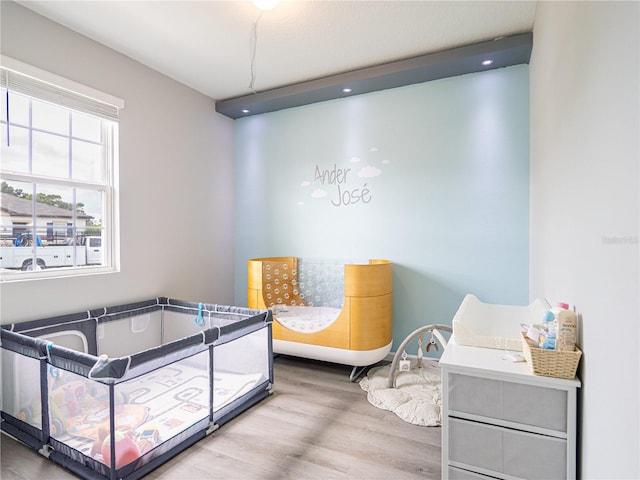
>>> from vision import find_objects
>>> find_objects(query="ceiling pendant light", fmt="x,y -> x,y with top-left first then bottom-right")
252,0 -> 279,11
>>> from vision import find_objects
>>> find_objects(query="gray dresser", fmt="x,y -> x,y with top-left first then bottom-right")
440,341 -> 581,479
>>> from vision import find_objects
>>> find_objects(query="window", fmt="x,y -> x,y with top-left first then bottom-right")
1,57 -> 123,280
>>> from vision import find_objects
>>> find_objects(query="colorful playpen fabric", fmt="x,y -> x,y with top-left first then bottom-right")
1,297 -> 273,480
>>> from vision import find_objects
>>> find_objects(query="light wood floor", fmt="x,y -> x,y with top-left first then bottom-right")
1,355 -> 442,479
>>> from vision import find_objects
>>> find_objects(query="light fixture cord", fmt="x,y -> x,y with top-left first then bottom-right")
248,11 -> 264,94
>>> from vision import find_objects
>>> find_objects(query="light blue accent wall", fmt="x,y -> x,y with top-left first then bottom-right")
234,65 -> 529,352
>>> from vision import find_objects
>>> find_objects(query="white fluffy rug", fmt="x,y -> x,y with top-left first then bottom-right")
359,361 -> 442,427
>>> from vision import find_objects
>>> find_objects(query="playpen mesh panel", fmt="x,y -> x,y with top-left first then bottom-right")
2,349 -> 42,429
213,326 -> 270,421
46,350 -> 231,473
48,368 -> 110,449
97,310 -> 164,358
112,352 -> 211,470
215,327 -> 268,374
96,308 -> 215,360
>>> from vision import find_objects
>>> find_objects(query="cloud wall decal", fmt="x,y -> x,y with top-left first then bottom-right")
358,165 -> 382,178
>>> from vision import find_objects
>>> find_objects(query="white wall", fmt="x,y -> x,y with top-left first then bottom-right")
0,2 -> 236,323
530,2 -> 639,478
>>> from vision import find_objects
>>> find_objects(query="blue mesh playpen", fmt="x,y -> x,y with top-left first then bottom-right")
1,297 -> 273,480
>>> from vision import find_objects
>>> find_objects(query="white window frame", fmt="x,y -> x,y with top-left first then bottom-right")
1,56 -> 123,281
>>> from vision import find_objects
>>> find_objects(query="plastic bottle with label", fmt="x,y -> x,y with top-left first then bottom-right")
539,310 -> 556,349
552,302 -> 577,351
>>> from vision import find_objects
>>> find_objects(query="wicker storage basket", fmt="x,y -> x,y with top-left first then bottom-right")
520,332 -> 582,379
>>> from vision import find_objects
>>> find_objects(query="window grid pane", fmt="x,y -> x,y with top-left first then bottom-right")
32,99 -> 69,136
32,130 -> 69,178
1,178 -> 109,271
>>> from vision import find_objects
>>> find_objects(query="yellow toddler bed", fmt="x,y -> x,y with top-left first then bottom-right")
248,257 -> 392,380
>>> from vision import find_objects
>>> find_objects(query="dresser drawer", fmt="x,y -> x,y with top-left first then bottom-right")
449,418 -> 567,479
448,466 -> 498,479
448,373 -> 567,432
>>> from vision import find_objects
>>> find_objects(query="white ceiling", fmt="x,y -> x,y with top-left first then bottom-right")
17,0 -> 537,101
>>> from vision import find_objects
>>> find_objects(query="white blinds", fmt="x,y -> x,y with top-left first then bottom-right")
1,56 -> 124,122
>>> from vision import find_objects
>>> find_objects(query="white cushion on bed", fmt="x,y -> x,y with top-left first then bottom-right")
273,305 -> 341,333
